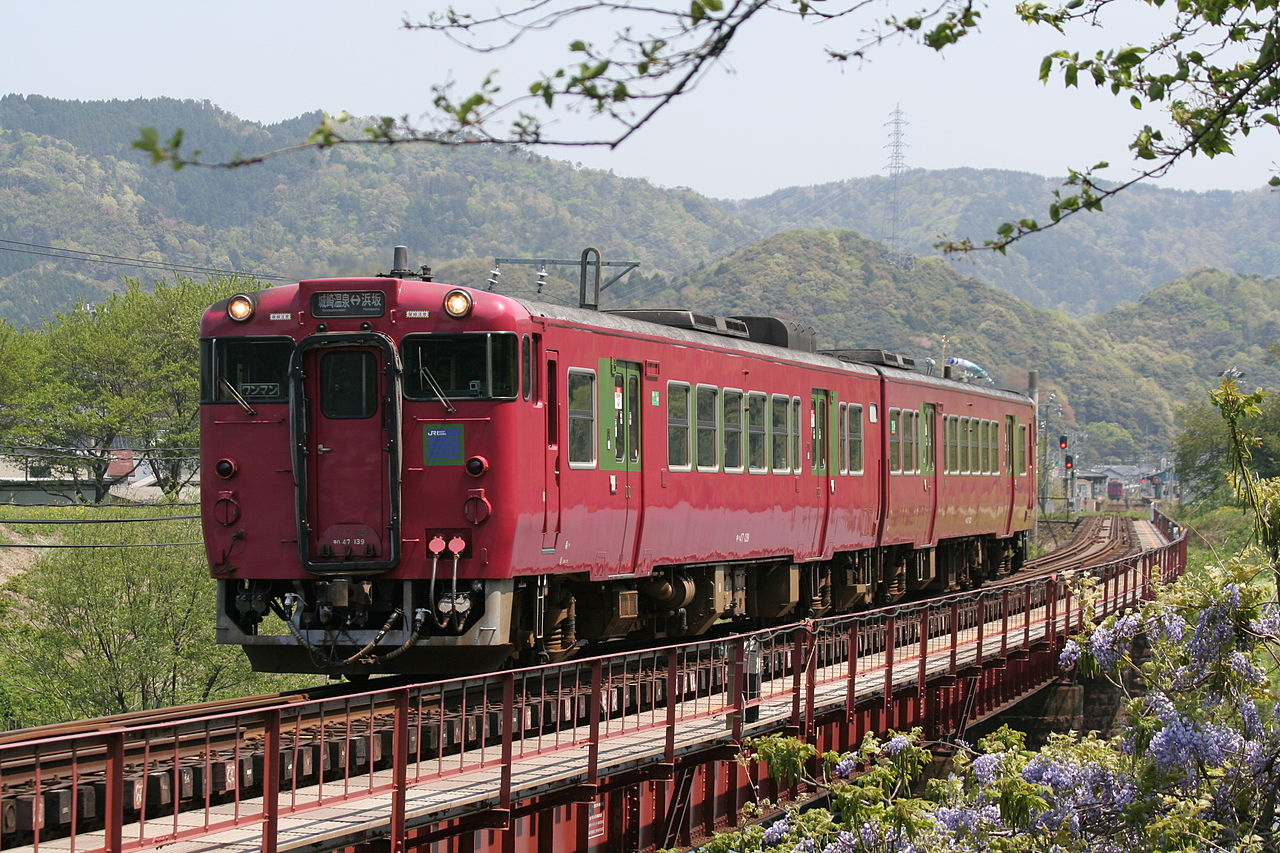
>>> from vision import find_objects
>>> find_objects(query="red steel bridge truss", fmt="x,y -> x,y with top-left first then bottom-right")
0,512 -> 1185,853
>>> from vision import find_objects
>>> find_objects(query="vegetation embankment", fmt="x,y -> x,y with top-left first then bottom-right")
0,502 -> 310,729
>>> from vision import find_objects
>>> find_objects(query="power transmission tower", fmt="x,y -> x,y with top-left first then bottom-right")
882,105 -> 914,271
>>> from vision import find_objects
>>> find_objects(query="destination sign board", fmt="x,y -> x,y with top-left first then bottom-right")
311,291 -> 386,318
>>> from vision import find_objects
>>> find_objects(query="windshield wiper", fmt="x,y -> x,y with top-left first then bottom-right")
220,378 -> 258,416
418,365 -> 457,414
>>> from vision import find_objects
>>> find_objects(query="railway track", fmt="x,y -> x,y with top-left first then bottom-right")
0,515 -> 1144,849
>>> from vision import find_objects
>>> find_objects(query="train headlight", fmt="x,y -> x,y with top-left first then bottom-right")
465,456 -> 488,477
443,289 -> 473,319
227,294 -> 255,322
215,458 -> 238,479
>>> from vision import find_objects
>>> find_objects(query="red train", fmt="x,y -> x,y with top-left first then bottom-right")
201,250 -> 1036,675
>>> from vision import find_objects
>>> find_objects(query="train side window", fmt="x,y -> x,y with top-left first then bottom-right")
978,420 -> 988,474
992,421 -> 1002,474
628,374 -> 641,465
905,410 -> 918,474
970,419 -> 981,474
771,395 -> 790,473
848,404 -> 864,474
521,335 -> 532,401
810,394 -> 828,474
791,397 -> 802,474
546,357 -> 559,445
888,408 -> 901,473
1017,423 -> 1028,475
838,403 -> 848,475
613,372 -> 626,463
987,420 -> 997,474
696,385 -> 719,472
748,393 -> 767,473
567,369 -> 596,468
943,416 -> 954,474
1005,416 -> 1016,474
723,389 -> 744,473
976,419 -> 986,473
667,382 -> 692,471
921,405 -> 935,477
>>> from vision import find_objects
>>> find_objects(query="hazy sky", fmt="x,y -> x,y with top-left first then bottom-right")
5,1 -> 1276,199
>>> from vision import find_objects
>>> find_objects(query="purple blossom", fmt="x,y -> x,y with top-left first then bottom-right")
1147,715 -> 1243,782
1188,605 -> 1236,665
971,752 -> 1006,785
1147,608 -> 1188,643
1251,603 -> 1280,637
1021,753 -> 1137,835
883,734 -> 911,757
1085,613 -> 1144,672
833,754 -> 859,779
933,803 -> 1002,835
1146,691 -> 1177,722
762,817 -> 789,846
1059,639 -> 1082,669
1229,651 -> 1265,685
1239,698 -> 1264,739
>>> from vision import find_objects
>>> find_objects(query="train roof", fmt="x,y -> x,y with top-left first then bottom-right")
507,295 -> 1033,407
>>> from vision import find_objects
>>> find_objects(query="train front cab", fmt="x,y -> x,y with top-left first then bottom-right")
202,280 -> 533,676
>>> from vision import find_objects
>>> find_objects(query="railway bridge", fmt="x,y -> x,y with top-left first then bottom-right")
0,511 -> 1184,853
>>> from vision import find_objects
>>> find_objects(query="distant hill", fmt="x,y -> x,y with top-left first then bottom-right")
2,95 -> 1277,326
727,170 -> 1280,315
0,95 -> 754,325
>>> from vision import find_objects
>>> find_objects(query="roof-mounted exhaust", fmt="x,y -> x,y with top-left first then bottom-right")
380,246 -> 433,281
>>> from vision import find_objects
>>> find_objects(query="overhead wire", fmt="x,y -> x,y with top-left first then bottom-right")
0,238 -> 288,281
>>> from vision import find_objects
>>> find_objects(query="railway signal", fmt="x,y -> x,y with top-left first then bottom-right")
1064,454 -> 1074,470
1058,434 -> 1068,449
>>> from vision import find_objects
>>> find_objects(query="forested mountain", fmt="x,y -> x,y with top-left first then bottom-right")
2,95 -> 1277,326
728,171 -> 1280,315
0,95 -> 753,324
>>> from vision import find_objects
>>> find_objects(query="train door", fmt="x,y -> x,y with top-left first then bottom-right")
603,360 -> 644,570
542,350 -> 561,550
921,403 -> 938,544
809,389 -> 832,555
293,337 -> 401,571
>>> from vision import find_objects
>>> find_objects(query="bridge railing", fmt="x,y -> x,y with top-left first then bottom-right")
0,516 -> 1185,853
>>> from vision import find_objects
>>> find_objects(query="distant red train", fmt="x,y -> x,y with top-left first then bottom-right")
201,249 -> 1036,675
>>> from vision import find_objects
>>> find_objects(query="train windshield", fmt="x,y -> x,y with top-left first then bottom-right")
403,333 -> 518,401
201,337 -> 293,404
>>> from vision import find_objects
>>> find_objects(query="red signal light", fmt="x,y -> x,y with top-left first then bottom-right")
1064,454 -> 1074,470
